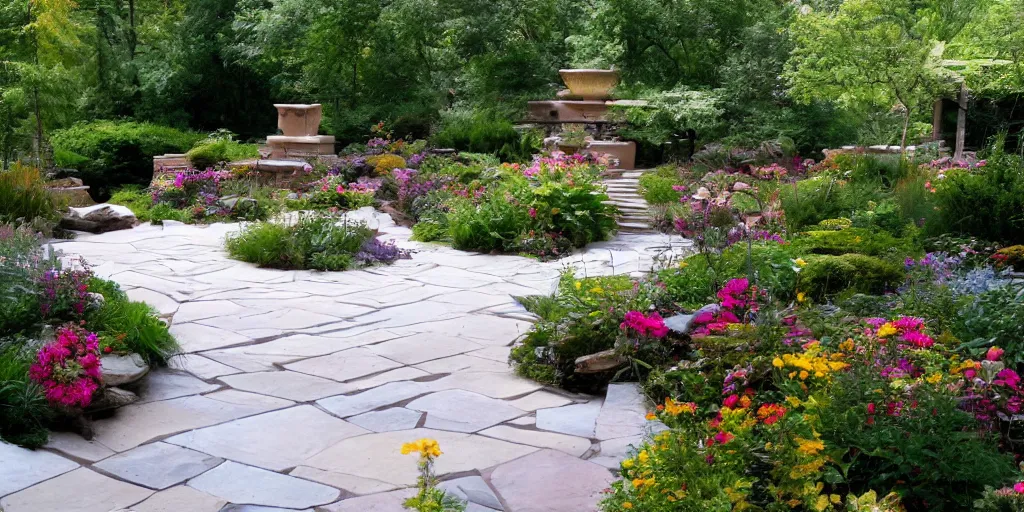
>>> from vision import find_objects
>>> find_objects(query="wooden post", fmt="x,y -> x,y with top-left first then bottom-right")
931,99 -> 943,141
954,82 -> 968,160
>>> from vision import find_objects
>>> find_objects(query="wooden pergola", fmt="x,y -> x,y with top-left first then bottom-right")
933,57 -> 1014,159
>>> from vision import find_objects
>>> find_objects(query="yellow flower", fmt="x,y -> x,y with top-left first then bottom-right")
622,458 -> 635,469
794,258 -> 807,267
663,398 -> 697,416
815,494 -> 830,511
574,281 -> 582,290
638,450 -> 650,464
551,207 -> 561,215
589,287 -> 604,294
876,322 -> 898,338
797,292 -> 807,303
796,437 -> 825,456
632,478 -> 644,488
400,438 -> 442,458
623,503 -> 634,509
799,370 -> 809,380
773,357 -> 784,368
839,338 -> 855,352
645,411 -> 657,421
678,261 -> 689,269
926,373 -> 942,384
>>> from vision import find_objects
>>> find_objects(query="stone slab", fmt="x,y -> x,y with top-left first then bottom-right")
170,323 -> 252,353
220,371 -> 355,402
91,390 -> 292,452
166,405 -> 367,471
347,408 -> 423,432
94,442 -> 223,490
187,461 -> 339,508
535,400 -> 603,438
167,354 -> 241,380
305,429 -> 537,487
0,441 -> 79,497
430,371 -> 542,399
368,332 -> 483,365
320,488 -> 417,512
0,468 -> 152,512
317,381 -> 432,418
134,369 -> 221,403
407,390 -> 523,433
130,485 -> 227,512
508,391 -> 574,412
288,466 -> 399,495
439,476 -> 502,511
594,383 -> 648,440
284,347 -> 403,382
43,432 -> 115,462
480,425 -> 591,457
489,449 -> 613,512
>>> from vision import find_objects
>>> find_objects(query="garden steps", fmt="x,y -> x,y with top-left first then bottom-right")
602,168 -> 656,234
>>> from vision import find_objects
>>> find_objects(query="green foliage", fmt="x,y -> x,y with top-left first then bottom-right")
225,214 -> 374,271
930,150 -> 1024,244
799,254 -> 904,299
50,121 -> 203,200
186,138 -> 259,170
0,342 -> 51,448
638,170 -> 682,205
659,242 -> 799,308
108,186 -> 154,222
779,174 -> 884,232
955,284 -> 1024,366
792,227 -> 913,257
88,296 -> 178,365
430,111 -> 540,163
819,363 -> 1017,510
0,163 -> 59,228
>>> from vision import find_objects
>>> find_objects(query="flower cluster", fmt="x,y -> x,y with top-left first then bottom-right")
753,163 -> 788,180
401,438 -> 442,458
870,316 -> 935,348
772,343 -> 849,382
29,324 -> 102,408
356,238 -> 410,265
38,265 -> 94,320
620,311 -> 669,338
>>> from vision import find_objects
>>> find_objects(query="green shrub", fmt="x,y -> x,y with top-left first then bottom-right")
0,164 -> 60,228
779,174 -> 882,232
792,227 -> 913,257
431,110 -> 540,163
226,214 -> 376,271
955,283 -> 1024,366
50,121 -> 203,200
850,199 -> 906,235
659,242 -> 798,308
88,297 -> 178,365
930,150 -> 1024,244
186,139 -> 259,170
799,254 -> 903,299
108,186 -> 154,221
638,172 -> 682,205
0,342 -> 51,448
411,219 -> 447,242
146,203 -> 194,224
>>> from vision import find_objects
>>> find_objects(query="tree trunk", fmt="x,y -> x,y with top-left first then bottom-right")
954,82 -> 968,160
931,99 -> 943,142
128,0 -> 137,59
899,108 -> 911,153
29,0 -> 42,168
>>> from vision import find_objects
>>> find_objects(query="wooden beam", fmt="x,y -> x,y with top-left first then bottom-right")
932,99 -> 943,141
954,82 -> 968,160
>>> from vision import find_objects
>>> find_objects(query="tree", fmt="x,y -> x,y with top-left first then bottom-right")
786,0 -> 955,149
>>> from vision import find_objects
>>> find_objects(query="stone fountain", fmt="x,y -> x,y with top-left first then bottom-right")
524,69 -> 640,169
266,104 -> 336,159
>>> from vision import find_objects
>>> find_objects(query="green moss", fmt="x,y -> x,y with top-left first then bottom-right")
799,254 -> 903,299
638,172 -> 682,205
186,139 -> 259,169
792,227 -> 911,257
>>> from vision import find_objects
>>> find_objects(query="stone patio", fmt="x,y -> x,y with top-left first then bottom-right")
1,213 -> 690,512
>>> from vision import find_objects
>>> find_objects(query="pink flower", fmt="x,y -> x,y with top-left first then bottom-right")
986,346 -> 1004,361
867,403 -> 876,415
1014,482 -> 1024,494
713,431 -> 735,445
995,369 -> 1021,389
723,394 -> 740,408
528,208 -> 537,219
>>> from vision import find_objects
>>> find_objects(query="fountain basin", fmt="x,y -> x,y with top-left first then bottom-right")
274,104 -> 325,137
558,69 -> 619,100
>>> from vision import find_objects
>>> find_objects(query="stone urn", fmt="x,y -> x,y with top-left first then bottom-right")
558,69 -> 620,100
275,104 -> 324,136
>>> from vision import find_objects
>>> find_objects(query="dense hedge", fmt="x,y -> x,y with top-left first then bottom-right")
51,121 -> 203,200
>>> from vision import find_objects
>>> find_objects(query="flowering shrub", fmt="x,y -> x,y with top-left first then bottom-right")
38,265 -> 94,321
306,175 -> 382,210
29,324 -> 102,408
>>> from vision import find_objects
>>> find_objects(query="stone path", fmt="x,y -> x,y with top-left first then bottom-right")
603,169 -> 655,233
2,210 -> 690,512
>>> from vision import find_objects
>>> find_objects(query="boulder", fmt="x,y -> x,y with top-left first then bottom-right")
574,349 -> 626,374
87,387 -> 140,413
65,204 -> 138,233
101,354 -> 150,387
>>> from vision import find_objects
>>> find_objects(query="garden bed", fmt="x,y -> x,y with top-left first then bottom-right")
511,145 -> 1024,511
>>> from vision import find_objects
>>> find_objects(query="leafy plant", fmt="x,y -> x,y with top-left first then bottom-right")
88,296 -> 178,364
0,164 -> 59,229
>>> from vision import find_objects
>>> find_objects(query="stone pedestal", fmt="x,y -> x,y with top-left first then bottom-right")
268,104 -> 335,158
587,140 -> 636,170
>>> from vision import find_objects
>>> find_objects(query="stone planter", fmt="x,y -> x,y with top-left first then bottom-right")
586,140 -> 636,170
275,104 -> 324,136
268,104 -> 336,159
558,69 -> 619,100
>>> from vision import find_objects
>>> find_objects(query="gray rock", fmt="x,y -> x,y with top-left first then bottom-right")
67,203 -> 138,233
87,387 -> 139,412
102,354 -> 150,386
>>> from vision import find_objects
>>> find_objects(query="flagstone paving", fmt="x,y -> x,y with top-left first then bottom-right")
2,214 -> 690,512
